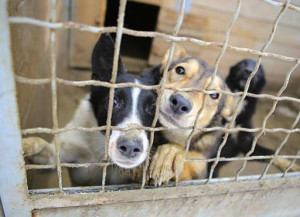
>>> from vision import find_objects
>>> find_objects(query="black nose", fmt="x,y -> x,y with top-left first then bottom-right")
169,94 -> 192,115
117,140 -> 143,158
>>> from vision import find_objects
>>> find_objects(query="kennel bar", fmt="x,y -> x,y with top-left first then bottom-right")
184,0 -> 243,184
8,16 -> 300,63
209,0 -> 299,182
1,0 -> 300,216
141,0 -> 188,187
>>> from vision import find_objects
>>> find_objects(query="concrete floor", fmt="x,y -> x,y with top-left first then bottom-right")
26,69 -> 300,189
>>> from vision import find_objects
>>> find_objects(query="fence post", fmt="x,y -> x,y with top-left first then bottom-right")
0,0 -> 32,216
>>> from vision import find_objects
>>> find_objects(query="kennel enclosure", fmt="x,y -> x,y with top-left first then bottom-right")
1,0 -> 300,216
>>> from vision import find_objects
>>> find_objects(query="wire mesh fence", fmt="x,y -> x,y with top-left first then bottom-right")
6,0 -> 300,195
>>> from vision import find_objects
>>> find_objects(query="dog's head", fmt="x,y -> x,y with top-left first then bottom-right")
226,59 -> 266,94
159,45 -> 234,130
90,33 -> 159,169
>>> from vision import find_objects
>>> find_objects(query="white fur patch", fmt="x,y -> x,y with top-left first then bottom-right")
109,80 -> 149,168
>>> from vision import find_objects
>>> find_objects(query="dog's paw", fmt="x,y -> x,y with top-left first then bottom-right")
273,158 -> 300,172
131,167 -> 148,183
22,137 -> 55,164
149,143 -> 185,186
22,137 -> 48,157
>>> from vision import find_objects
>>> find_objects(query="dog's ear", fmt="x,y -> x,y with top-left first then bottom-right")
161,44 -> 187,71
225,65 -> 236,91
221,87 -> 235,119
140,64 -> 162,85
252,65 -> 266,94
91,33 -> 125,81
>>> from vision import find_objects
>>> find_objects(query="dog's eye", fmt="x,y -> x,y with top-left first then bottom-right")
209,93 -> 219,100
146,103 -> 156,115
106,97 -> 123,109
113,98 -> 119,108
175,66 -> 185,75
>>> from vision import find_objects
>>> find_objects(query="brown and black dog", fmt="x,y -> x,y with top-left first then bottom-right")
148,45 -> 235,185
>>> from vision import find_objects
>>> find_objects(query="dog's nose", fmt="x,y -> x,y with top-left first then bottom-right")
117,140 -> 143,158
169,94 -> 191,115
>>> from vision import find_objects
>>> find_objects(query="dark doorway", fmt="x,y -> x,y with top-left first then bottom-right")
105,0 -> 159,60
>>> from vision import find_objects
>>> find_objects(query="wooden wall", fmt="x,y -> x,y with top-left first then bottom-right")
8,0 -> 68,188
8,0 -> 53,138
68,0 -> 300,88
149,0 -> 300,87
69,0 -> 107,68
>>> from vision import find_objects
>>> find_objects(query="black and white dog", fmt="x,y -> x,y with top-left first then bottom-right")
23,33 -> 161,186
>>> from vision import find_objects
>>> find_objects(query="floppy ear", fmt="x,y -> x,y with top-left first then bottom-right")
252,65 -> 266,94
161,43 -> 187,71
221,87 -> 235,119
91,33 -> 125,81
225,65 -> 237,92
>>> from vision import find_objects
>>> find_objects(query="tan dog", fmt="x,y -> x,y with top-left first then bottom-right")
149,45 -> 234,185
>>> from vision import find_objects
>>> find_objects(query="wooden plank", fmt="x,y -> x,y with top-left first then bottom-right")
8,0 -> 71,190
149,4 -> 300,85
155,8 -> 300,49
30,176 -> 300,217
69,0 -> 107,68
8,0 -> 53,133
163,0 -> 300,29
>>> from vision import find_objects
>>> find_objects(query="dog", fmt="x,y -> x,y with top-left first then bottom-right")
22,33 -> 161,186
208,59 -> 299,177
148,45 -> 235,185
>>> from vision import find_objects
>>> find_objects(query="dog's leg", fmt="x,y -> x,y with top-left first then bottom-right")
272,158 -> 300,172
22,137 -> 49,157
22,130 -> 88,165
22,137 -> 56,164
237,132 -> 300,172
149,143 -> 206,186
131,167 -> 148,183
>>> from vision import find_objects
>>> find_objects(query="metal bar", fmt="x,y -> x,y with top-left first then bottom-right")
26,171 -> 300,195
24,154 -> 300,171
260,109 -> 300,178
185,0 -> 243,185
141,0 -> 187,188
27,174 -> 300,210
262,0 -> 300,13
20,125 -> 300,136
25,162 -> 113,170
8,17 -> 299,62
0,0 -> 32,216
209,0 -> 292,182
185,155 -> 300,163
49,0 -> 63,193
102,0 -> 127,190
235,0 -> 293,180
14,75 -> 300,104
236,61 -> 300,176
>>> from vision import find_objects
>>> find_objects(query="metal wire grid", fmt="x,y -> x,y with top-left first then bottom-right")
7,0 -> 300,193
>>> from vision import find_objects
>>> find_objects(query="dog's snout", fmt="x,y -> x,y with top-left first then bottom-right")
242,69 -> 251,78
169,94 -> 191,115
117,140 -> 143,158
